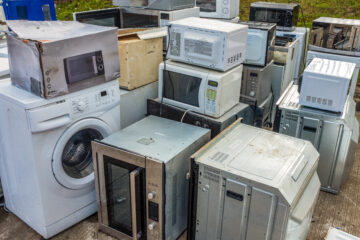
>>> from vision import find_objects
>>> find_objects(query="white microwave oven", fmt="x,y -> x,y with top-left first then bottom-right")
196,0 -> 240,19
159,60 -> 242,118
167,17 -> 248,71
300,58 -> 356,113
239,21 -> 276,67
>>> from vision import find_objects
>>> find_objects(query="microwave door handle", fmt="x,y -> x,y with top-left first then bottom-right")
130,168 -> 141,240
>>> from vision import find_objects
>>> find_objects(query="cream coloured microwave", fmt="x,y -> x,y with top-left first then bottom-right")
159,60 -> 242,118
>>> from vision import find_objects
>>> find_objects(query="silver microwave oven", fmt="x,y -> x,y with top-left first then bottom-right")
111,0 -> 195,11
239,21 -> 276,67
73,7 -> 200,29
309,17 -> 360,57
159,60 -> 242,118
196,0 -> 240,19
92,116 -> 210,240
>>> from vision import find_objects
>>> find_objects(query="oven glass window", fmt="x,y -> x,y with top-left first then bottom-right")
103,156 -> 145,237
122,12 -> 159,28
80,17 -> 116,27
196,0 -> 216,12
163,70 -> 202,107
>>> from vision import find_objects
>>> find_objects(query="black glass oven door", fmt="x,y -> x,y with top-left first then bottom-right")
103,155 -> 146,239
74,8 -> 121,28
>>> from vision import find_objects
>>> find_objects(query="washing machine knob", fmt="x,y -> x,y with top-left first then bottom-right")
148,222 -> 156,231
77,101 -> 86,111
250,91 -> 255,97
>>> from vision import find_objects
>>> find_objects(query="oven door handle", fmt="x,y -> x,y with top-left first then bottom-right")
130,168 -> 141,240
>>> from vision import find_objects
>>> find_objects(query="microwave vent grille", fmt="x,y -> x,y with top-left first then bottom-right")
203,166 -> 220,183
305,96 -> 333,106
283,111 -> 299,121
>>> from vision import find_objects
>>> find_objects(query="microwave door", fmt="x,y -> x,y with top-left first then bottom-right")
162,69 -> 206,114
102,155 -> 146,239
73,8 -> 121,28
121,8 -> 159,28
196,0 -> 217,13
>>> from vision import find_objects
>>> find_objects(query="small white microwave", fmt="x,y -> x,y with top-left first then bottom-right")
240,21 -> 276,67
167,17 -> 248,71
196,0 -> 240,19
300,58 -> 356,113
159,60 -> 242,118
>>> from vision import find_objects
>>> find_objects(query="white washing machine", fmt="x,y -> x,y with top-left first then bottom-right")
0,79 -> 120,238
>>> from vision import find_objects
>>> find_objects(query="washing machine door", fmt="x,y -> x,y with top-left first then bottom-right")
52,118 -> 113,190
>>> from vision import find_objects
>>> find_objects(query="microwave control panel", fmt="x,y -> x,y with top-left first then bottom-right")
205,80 -> 218,114
70,85 -> 119,116
246,72 -> 259,99
146,158 -> 164,240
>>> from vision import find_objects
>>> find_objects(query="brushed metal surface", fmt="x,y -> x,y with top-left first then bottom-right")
146,158 -> 163,240
192,121 -> 320,240
278,84 -> 359,193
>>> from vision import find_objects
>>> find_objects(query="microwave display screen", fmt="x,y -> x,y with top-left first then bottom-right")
208,81 -> 218,87
122,12 -> 158,28
163,70 -> 202,107
196,0 -> 216,12
64,51 -> 105,84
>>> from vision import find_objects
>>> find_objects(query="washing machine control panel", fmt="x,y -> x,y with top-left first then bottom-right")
70,85 -> 119,116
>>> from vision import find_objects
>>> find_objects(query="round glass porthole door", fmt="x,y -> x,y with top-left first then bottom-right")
61,128 -> 102,179
52,118 -> 112,190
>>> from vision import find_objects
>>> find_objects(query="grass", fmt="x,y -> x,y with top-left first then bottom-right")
239,0 -> 360,28
56,0 -> 113,21
56,0 -> 360,26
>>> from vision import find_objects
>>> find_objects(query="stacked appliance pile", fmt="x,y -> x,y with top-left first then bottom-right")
0,21 -> 122,238
275,58 -> 359,194
238,21 -> 276,127
151,17 -> 251,137
248,2 -> 309,124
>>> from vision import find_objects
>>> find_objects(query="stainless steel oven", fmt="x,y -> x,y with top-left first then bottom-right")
91,116 -> 210,240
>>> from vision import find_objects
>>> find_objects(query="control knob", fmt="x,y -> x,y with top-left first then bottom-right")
76,100 -> 87,111
148,222 -> 156,231
249,91 -> 255,97
148,191 -> 156,200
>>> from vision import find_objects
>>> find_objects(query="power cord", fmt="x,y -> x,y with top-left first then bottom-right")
181,109 -> 191,123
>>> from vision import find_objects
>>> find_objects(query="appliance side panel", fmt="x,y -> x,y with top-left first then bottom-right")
0,99 -> 46,227
164,132 -> 210,240
271,203 -> 289,240
220,179 -> 251,240
195,165 -> 225,240
317,121 -> 342,190
246,187 -> 277,240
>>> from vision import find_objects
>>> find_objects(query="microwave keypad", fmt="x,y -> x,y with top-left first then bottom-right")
206,82 -> 218,113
